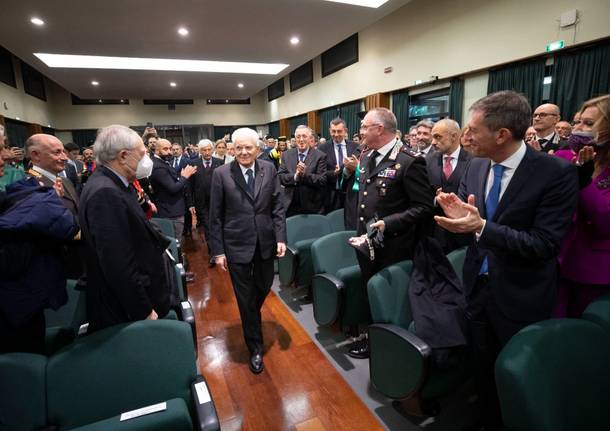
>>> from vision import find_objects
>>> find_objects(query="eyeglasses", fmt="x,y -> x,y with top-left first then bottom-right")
532,113 -> 558,119
360,123 -> 382,131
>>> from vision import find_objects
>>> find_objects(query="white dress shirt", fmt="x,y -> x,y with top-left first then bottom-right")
239,163 -> 255,184
373,138 -> 398,165
442,146 -> 461,172
32,165 -> 59,182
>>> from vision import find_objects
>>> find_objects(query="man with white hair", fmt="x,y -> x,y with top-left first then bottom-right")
209,127 -> 286,374
79,125 -> 172,332
189,139 -> 223,263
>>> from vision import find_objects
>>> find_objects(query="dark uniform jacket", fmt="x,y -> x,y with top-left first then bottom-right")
357,140 -> 435,261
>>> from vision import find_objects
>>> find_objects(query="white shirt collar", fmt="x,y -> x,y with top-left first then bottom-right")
239,162 -> 255,176
444,146 -> 461,160
333,139 -> 346,147
32,165 -> 59,182
536,131 -> 556,141
376,138 -> 398,158
106,166 -> 130,187
493,141 -> 527,170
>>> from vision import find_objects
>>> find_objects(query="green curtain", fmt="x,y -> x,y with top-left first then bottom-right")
550,41 -> 610,121
268,121 -> 280,138
3,119 -> 28,148
320,106 -> 341,139
288,114 -> 308,137
449,78 -> 464,125
487,58 -> 546,108
339,100 -> 362,139
392,90 -> 409,135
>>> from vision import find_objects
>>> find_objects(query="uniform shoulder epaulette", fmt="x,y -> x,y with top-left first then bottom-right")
26,168 -> 42,178
400,146 -> 419,158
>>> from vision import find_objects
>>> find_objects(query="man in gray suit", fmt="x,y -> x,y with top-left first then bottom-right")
278,125 -> 327,216
209,127 -> 287,374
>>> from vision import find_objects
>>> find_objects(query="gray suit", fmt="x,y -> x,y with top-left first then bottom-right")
209,160 -> 286,354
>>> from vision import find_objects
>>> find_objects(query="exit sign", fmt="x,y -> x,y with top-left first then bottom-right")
546,40 -> 565,52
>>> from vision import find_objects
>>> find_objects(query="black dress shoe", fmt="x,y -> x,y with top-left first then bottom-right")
249,352 -> 264,374
347,338 -> 369,359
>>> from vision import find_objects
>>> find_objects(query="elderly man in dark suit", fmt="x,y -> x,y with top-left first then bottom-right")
435,91 -> 578,430
79,125 -> 173,332
317,117 -> 358,213
209,127 -> 286,375
149,138 -> 197,237
189,139 -> 223,264
278,125 -> 327,217
426,118 -> 473,252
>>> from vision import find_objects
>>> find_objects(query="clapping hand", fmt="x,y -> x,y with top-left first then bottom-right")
181,164 -> 197,179
435,193 -> 485,234
574,146 -> 596,166
296,162 -> 306,177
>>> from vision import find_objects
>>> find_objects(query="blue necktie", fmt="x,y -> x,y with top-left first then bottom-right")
246,168 -> 254,195
337,144 -> 344,169
479,164 -> 505,275
298,153 -> 305,163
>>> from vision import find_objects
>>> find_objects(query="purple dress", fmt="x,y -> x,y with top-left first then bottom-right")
554,165 -> 610,316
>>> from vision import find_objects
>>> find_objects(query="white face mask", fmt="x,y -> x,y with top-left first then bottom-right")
135,154 -> 153,179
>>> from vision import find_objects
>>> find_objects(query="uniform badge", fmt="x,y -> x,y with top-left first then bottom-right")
394,163 -> 401,169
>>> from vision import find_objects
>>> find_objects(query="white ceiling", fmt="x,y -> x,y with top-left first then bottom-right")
0,0 -> 410,100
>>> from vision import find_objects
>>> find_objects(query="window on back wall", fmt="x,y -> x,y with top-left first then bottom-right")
0,46 -> 16,88
408,88 -> 450,126
289,61 -> 313,92
321,33 -> 359,78
21,61 -> 46,101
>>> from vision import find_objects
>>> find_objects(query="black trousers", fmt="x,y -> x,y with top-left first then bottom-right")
467,275 -> 537,429
0,310 -> 46,354
196,206 -> 211,254
227,246 -> 275,354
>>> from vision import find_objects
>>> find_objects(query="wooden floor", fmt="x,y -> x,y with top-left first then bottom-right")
183,229 -> 383,431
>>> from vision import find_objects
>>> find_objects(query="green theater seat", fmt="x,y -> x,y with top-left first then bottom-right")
311,231 -> 367,329
44,279 -> 87,354
582,293 -> 610,335
326,208 -> 345,232
278,214 -> 332,288
0,353 -> 48,431
495,319 -> 610,431
367,248 -> 470,415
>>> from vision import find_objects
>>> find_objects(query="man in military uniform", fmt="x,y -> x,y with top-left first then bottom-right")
347,108 -> 435,358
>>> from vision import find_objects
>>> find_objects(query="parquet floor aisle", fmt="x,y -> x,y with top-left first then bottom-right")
183,230 -> 384,431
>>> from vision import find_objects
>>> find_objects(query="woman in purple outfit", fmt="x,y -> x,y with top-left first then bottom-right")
554,94 -> 610,317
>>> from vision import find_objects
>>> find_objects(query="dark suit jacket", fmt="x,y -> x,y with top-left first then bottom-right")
189,156 -> 223,212
318,140 -> 358,212
149,156 -> 189,218
209,160 -> 286,264
64,160 -> 83,193
37,171 -> 80,219
79,166 -> 171,332
458,145 -> 578,321
426,147 -> 473,252
278,148 -> 327,214
170,155 -> 190,173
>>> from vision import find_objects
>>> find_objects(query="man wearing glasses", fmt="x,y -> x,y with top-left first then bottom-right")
346,108 -> 434,358
531,103 -> 568,153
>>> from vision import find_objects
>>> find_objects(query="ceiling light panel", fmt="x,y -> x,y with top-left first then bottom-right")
34,53 -> 289,75
30,17 -> 45,25
323,0 -> 389,7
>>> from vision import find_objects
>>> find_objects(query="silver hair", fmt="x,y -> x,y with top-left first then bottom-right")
295,125 -> 313,136
232,127 -> 259,145
416,119 -> 435,130
197,139 -> 213,149
370,108 -> 397,134
94,125 -> 141,165
434,118 -> 461,133
257,139 -> 266,150
0,124 -> 4,137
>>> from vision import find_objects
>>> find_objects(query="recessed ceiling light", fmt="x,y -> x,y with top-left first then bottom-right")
91,80 -> 99,86
177,27 -> 189,36
323,0 -> 389,7
170,82 -> 177,87
120,99 -> 124,103
237,83 -> 244,88
225,99 -> 229,103
16,117 -> 20,120
98,99 -> 102,103
47,124 -> 51,127
290,36 -> 300,45
30,17 -> 45,26
34,53 -> 289,75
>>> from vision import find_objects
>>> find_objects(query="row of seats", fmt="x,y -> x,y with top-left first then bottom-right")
283,215 -> 610,429
278,209 -> 346,288
0,320 -> 218,431
0,217 -> 219,431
